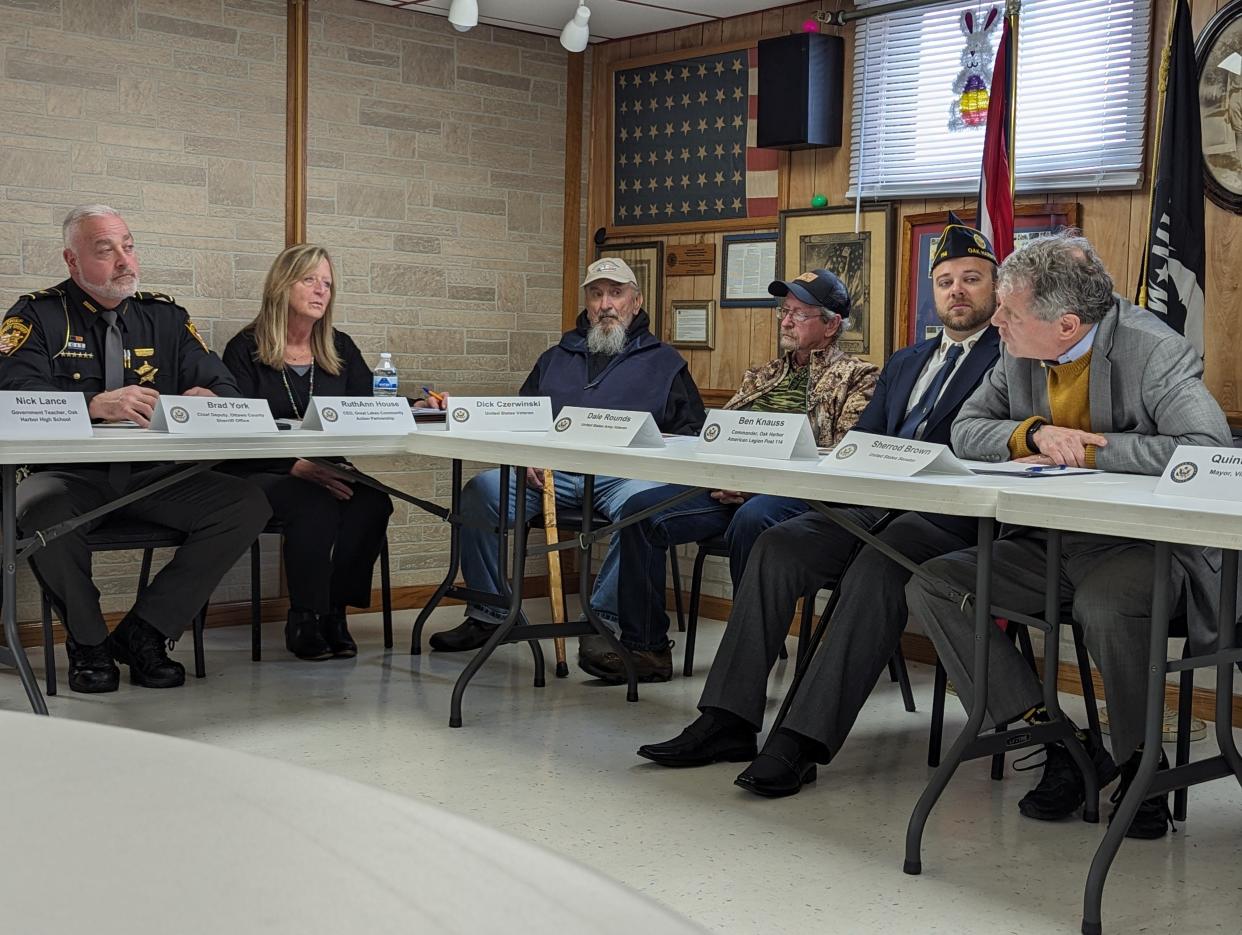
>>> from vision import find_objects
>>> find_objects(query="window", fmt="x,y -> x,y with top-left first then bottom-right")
849,0 -> 1152,198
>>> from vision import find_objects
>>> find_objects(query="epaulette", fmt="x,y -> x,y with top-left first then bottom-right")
17,287 -> 65,302
133,290 -> 177,304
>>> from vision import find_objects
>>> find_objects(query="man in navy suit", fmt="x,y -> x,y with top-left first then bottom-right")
637,215 -> 1001,796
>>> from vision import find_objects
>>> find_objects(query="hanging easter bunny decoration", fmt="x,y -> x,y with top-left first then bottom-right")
949,6 -> 1000,131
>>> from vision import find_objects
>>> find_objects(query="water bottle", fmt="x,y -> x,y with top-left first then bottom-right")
372,352 -> 398,397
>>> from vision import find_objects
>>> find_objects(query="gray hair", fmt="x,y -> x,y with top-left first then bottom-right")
996,229 -> 1114,325
62,204 -> 125,251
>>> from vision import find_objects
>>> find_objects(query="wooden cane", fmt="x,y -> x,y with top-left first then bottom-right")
541,469 -> 570,677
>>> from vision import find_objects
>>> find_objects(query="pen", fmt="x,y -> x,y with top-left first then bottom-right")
1027,464 -> 1068,472
422,386 -> 445,405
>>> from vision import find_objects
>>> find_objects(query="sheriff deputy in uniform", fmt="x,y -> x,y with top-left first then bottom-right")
0,204 -> 271,694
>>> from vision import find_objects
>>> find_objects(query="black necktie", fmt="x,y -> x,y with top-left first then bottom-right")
898,342 -> 964,440
98,307 -> 129,489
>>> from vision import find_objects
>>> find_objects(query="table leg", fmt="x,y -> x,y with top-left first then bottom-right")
410,458 -> 463,655
449,465 -> 531,727
1041,530 -> 1100,822
577,474 -> 638,702
904,515 -> 994,875
1080,540 -> 1172,935
1214,550 -> 1242,786
2,465 -> 48,715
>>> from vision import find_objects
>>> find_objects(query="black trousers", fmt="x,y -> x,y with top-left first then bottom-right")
250,471 -> 393,615
18,467 -> 272,646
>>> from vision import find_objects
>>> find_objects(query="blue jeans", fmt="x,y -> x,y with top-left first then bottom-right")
458,468 -> 662,633
612,486 -> 809,650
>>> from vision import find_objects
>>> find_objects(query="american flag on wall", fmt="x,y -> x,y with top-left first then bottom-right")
612,48 -> 779,227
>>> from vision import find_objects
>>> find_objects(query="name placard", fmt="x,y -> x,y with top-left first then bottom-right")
1156,445 -> 1242,498
547,406 -> 665,449
696,409 -> 818,460
0,391 -> 92,438
447,396 -> 552,433
822,430 -> 972,477
302,396 -> 416,434
149,396 -> 276,435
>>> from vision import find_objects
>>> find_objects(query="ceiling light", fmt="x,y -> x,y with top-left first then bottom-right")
448,0 -> 478,32
560,3 -> 590,53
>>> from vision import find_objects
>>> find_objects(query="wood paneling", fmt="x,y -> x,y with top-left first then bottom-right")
561,52 -> 586,333
587,0 -> 1242,422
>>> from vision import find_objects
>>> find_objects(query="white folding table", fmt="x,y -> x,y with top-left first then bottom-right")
0,429 -> 411,714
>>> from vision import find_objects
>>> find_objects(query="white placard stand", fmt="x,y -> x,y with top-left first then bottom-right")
0,391 -> 92,438
547,406 -> 665,448
447,396 -> 552,432
822,430 -> 972,477
695,409 -> 818,460
302,396 -> 416,433
148,396 -> 276,435
1156,444 -> 1242,498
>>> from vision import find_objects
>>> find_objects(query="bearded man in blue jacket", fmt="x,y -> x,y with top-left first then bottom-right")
431,257 -> 706,652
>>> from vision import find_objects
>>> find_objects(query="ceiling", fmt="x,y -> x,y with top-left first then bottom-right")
355,0 -> 801,44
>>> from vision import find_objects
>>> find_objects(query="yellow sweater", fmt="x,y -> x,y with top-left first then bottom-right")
1007,350 -> 1097,467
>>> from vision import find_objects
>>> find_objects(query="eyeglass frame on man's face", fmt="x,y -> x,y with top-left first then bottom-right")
775,305 -> 827,325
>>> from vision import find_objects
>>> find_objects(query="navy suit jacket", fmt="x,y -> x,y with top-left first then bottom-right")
854,326 -> 1000,447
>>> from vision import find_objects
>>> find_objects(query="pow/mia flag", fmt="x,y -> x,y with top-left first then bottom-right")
1138,0 -> 1204,355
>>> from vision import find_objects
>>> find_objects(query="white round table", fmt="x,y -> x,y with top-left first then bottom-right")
0,712 -> 703,934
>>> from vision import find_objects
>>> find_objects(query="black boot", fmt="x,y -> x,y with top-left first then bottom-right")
1110,749 -> 1175,840
429,617 -> 498,652
285,609 -> 332,661
320,608 -> 357,658
65,635 -> 119,693
108,614 -> 185,688
1017,724 -> 1118,821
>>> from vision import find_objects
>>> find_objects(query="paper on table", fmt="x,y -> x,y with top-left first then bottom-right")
962,460 -> 1099,477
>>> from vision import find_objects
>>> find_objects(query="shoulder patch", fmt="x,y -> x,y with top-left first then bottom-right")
185,318 -> 209,353
0,317 -> 33,356
18,287 -> 65,302
134,290 -> 176,304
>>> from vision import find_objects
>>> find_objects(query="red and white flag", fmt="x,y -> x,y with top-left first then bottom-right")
977,8 -> 1017,260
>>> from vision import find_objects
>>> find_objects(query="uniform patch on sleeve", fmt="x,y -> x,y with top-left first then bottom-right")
186,318 -> 209,353
0,318 -> 32,356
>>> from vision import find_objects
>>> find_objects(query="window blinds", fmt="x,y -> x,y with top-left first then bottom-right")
848,0 -> 1152,198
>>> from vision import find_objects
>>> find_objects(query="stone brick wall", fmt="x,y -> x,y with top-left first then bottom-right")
302,0 -> 572,584
0,0 -> 577,622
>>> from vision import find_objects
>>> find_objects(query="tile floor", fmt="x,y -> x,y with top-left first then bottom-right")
15,606 -> 1242,934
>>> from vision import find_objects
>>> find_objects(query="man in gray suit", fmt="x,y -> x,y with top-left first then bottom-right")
906,231 -> 1231,840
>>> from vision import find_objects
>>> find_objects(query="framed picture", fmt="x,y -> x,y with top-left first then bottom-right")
669,299 -> 715,349
605,40 -> 779,237
720,232 -> 778,308
1197,0 -> 1242,213
897,203 -> 1081,347
597,240 -> 663,338
777,203 -> 895,367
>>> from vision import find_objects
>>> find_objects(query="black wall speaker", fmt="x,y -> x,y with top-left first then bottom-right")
756,32 -> 844,150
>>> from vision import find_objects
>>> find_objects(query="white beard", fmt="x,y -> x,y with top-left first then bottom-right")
79,272 -> 140,303
587,322 -> 626,355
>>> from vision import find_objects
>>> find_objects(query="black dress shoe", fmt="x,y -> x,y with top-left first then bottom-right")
285,609 -> 332,661
320,609 -> 357,658
734,730 -> 818,798
65,636 -> 119,694
429,618 -> 498,652
578,638 -> 672,684
1109,749 -> 1175,840
637,711 -> 757,768
1017,730 -> 1119,821
108,614 -> 185,688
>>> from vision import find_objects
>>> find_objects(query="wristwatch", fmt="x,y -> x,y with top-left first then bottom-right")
1025,421 -> 1042,453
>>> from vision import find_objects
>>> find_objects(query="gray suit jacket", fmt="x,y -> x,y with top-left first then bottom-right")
952,295 -> 1233,653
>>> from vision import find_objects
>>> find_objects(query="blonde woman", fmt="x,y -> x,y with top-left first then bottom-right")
223,244 -> 393,661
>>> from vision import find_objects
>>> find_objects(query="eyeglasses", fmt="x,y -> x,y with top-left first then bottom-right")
775,306 -> 821,324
